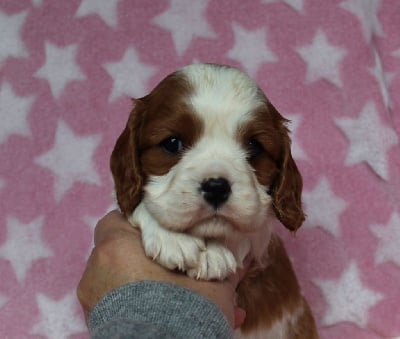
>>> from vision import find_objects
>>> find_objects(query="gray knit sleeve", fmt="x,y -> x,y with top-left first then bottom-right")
88,281 -> 233,339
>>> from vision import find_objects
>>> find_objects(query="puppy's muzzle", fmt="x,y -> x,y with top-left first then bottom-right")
200,177 -> 231,209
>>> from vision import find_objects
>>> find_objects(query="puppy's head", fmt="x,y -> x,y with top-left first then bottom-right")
111,64 -> 304,236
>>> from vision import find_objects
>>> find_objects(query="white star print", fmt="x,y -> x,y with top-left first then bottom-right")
303,177 -> 347,237
261,0 -> 304,13
84,215 -> 98,234
0,82 -> 34,145
314,261 -> 383,327
335,101 -> 398,180
392,48 -> 400,58
0,10 -> 28,68
369,49 -> 395,108
153,0 -> 216,56
83,214 -> 98,258
286,114 -> 308,160
30,291 -> 86,339
104,47 -> 157,101
370,213 -> 400,267
35,42 -> 86,99
31,0 -> 43,7
76,0 -> 121,29
0,295 -> 7,309
340,0 -> 383,43
296,30 -> 347,87
84,204 -> 116,235
35,119 -> 101,202
83,204 -> 116,257
227,23 -> 277,77
0,216 -> 52,283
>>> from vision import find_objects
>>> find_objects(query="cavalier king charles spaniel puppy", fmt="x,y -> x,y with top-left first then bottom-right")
110,63 -> 318,338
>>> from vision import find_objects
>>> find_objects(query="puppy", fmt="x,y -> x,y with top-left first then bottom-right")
110,63 -> 318,338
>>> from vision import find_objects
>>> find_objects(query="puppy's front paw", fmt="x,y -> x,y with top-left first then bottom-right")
142,229 -> 205,271
187,241 -> 237,280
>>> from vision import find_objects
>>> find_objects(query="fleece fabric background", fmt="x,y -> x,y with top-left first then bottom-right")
0,0 -> 399,338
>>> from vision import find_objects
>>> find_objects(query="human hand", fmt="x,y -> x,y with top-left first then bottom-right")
77,210 -> 247,328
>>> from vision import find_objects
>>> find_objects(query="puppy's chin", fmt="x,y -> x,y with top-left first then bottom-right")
144,196 -> 272,236
188,207 -> 274,238
188,215 -> 234,239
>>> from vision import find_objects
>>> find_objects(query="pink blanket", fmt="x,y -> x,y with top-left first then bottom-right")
0,0 -> 399,338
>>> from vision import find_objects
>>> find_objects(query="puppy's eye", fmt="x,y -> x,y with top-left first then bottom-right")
246,139 -> 264,159
160,137 -> 184,154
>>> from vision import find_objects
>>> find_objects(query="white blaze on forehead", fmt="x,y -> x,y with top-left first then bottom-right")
180,64 -> 263,135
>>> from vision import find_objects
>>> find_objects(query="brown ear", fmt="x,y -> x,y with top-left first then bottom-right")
110,100 -> 145,217
272,143 -> 305,231
269,111 -> 305,231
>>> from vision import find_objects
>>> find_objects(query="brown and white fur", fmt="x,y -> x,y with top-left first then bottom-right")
110,63 -> 318,338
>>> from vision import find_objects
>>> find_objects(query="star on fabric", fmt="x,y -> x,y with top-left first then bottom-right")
0,10 -> 28,68
83,203 -> 116,257
286,114 -> 308,160
0,295 -> 7,309
83,215 -> 98,257
392,48 -> 400,58
0,82 -> 34,144
83,204 -> 116,235
340,0 -> 383,43
30,291 -> 86,339
104,47 -> 157,101
335,101 -> 398,180
35,120 -> 101,202
369,50 -> 395,108
261,0 -> 304,13
303,177 -> 347,237
153,0 -> 216,56
35,42 -> 86,99
314,261 -> 383,327
370,213 -> 400,267
75,0 -> 121,29
84,215 -> 98,233
0,216 -> 52,283
227,23 -> 277,77
31,0 -> 43,7
296,30 -> 347,87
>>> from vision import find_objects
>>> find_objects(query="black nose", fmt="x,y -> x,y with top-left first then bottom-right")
200,177 -> 231,209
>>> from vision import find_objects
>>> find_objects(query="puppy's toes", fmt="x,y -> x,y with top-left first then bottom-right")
176,236 -> 205,268
142,234 -> 162,261
188,242 -> 237,280
143,231 -> 205,272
